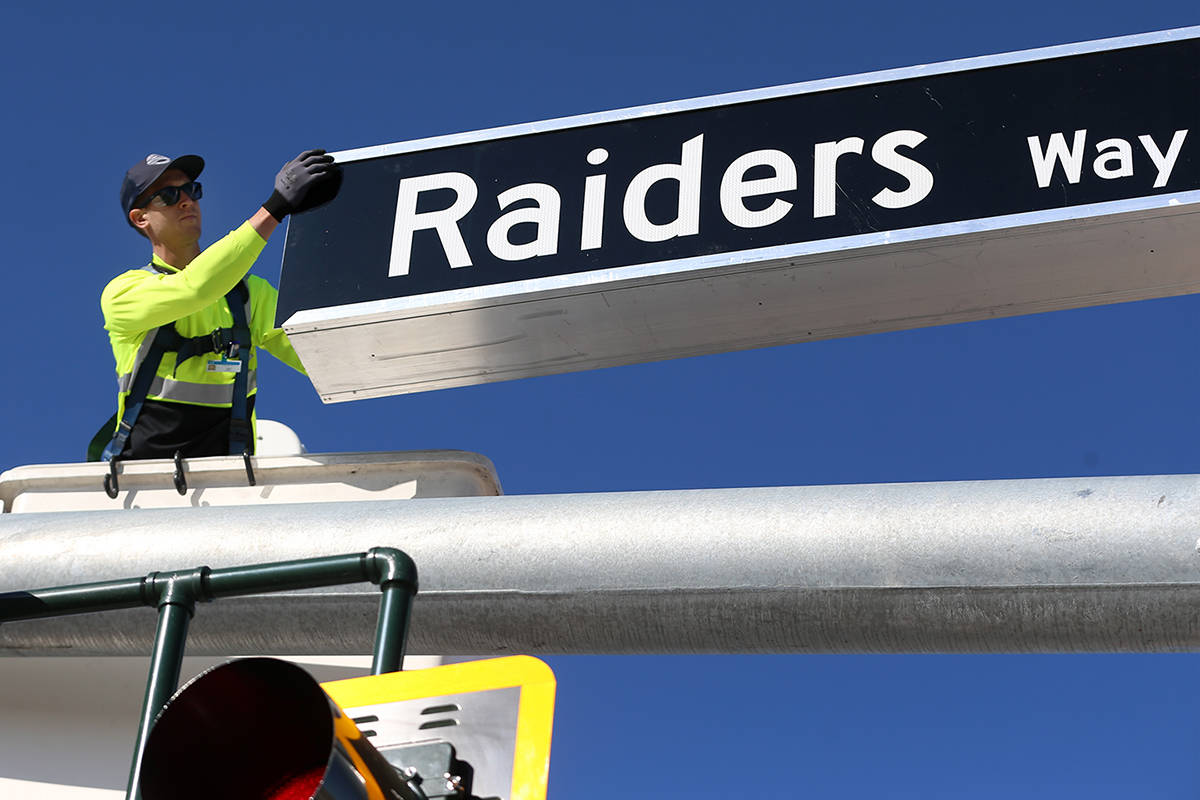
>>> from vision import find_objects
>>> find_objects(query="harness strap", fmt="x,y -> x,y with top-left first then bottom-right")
226,281 -> 252,457
100,321 -> 179,462
103,269 -> 253,462
173,328 -> 237,368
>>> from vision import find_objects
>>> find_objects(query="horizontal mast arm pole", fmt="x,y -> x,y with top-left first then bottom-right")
2,475 -> 1199,654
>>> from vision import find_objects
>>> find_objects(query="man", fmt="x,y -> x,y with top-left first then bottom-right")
98,150 -> 340,461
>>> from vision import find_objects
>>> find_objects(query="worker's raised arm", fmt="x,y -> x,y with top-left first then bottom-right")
248,207 -> 279,241
103,151 -> 340,335
101,222 -> 269,333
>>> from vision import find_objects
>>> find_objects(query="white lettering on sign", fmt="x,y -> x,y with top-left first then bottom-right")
1027,130 -> 1088,187
1139,131 -> 1189,188
1027,129 -> 1189,189
870,130 -> 935,209
720,149 -> 797,229
581,148 -> 609,250
623,134 -> 705,242
386,129 -> 935,274
1093,137 -> 1134,180
813,137 -> 864,219
486,183 -> 562,262
389,172 -> 478,277
813,131 -> 933,218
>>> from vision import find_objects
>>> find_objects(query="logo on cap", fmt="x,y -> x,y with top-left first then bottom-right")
145,154 -> 170,166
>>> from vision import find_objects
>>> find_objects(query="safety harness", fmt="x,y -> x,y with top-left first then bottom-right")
96,265 -> 254,470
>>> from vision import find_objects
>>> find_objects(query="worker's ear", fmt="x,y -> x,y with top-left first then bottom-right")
129,207 -> 150,234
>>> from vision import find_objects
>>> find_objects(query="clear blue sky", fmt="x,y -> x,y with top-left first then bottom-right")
2,2 -> 1198,797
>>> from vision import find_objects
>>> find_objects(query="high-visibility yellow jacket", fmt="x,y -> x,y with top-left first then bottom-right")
100,222 -> 305,436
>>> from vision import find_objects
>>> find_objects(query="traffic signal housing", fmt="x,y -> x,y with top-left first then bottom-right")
138,656 -> 555,800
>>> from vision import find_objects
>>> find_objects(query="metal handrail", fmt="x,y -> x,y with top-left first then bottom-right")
0,546 -> 418,800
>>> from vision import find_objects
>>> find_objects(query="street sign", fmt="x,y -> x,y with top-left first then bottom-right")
279,27 -> 1199,403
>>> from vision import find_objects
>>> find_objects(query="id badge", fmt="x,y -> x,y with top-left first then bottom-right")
206,357 -> 243,374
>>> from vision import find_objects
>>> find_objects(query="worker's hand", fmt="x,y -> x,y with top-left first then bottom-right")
262,150 -> 340,221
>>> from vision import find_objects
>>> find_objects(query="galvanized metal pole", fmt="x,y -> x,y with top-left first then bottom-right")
3,476 -> 1200,654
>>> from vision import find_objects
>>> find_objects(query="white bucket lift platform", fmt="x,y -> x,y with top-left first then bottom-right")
0,424 -> 501,798
0,449 -> 501,513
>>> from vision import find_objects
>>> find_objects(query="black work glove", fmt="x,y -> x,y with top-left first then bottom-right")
262,149 -> 341,221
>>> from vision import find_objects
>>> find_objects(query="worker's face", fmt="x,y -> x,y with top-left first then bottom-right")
129,168 -> 202,243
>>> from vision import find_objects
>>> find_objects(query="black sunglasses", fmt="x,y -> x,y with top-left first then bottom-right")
140,181 -> 203,208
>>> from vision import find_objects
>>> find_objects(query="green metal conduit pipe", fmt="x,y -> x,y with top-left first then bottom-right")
0,546 -> 418,800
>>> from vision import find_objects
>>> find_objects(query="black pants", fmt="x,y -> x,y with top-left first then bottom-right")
120,396 -> 256,460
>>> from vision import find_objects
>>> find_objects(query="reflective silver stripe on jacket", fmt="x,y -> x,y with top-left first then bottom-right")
117,329 -> 162,394
117,268 -> 257,401
117,370 -> 258,401
115,372 -> 259,404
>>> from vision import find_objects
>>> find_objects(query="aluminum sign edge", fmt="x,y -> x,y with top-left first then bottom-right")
282,189 -> 1200,330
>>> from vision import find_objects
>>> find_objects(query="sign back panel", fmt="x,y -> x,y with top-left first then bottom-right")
279,27 -> 1200,402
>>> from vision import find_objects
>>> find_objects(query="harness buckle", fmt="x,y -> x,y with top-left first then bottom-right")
210,330 -> 241,361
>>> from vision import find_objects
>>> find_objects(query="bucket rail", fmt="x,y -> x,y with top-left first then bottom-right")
0,546 -> 418,800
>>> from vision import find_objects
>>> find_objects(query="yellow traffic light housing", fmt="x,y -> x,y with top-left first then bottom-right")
323,656 -> 556,800
137,656 -> 555,800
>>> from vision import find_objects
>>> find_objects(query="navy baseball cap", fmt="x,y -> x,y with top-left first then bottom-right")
120,153 -> 204,225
